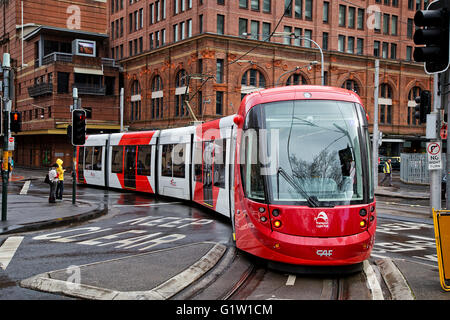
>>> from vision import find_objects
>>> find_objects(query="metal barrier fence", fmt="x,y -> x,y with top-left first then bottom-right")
400,153 -> 446,184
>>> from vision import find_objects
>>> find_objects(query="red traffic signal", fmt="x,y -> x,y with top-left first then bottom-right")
10,111 -> 21,133
72,109 -> 86,145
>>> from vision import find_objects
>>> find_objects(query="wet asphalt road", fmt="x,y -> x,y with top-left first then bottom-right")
0,179 -> 442,300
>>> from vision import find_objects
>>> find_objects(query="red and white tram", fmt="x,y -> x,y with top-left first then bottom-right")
76,85 -> 376,269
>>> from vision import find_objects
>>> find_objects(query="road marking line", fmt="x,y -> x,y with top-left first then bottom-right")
19,180 -> 31,195
113,202 -> 182,208
285,274 -> 296,286
0,236 -> 24,270
363,260 -> 384,300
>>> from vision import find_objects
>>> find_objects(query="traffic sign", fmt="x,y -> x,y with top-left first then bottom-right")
427,141 -> 442,170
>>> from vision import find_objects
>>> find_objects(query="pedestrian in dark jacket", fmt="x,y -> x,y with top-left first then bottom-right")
48,163 -> 59,203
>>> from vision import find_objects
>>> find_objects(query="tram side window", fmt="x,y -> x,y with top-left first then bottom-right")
93,146 -> 102,171
241,130 -> 265,201
213,139 -> 227,189
161,144 -> 173,177
111,146 -> 123,173
193,142 -> 203,182
161,143 -> 186,178
137,145 -> 151,176
173,144 -> 185,178
84,147 -> 93,170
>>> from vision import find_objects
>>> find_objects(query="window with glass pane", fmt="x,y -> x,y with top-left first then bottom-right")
262,22 -> 271,39
85,147 -> 93,170
93,146 -> 102,171
161,144 -> 173,177
173,144 -> 185,178
251,0 -> 259,10
262,0 -> 270,12
217,14 -> 224,34
240,0 -> 248,8
112,146 -> 123,173
295,0 -> 302,18
137,145 -> 151,176
239,18 -> 248,36
251,20 -> 259,39
217,59 -> 224,83
305,0 -> 312,19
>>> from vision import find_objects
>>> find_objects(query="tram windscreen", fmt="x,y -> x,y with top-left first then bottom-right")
241,100 -> 368,206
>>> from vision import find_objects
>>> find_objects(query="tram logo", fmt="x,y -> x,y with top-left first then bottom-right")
170,178 -> 176,186
316,249 -> 333,257
314,211 -> 329,228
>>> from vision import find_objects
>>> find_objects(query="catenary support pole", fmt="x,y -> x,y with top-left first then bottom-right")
1,53 -> 11,221
372,59 -> 380,191
72,88 -> 78,205
430,73 -> 441,215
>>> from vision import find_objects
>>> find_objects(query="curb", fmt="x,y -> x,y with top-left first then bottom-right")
375,190 -> 429,200
376,258 -> 415,300
0,203 -> 108,235
20,242 -> 227,300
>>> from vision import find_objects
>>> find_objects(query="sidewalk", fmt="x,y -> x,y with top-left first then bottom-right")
0,167 -> 106,234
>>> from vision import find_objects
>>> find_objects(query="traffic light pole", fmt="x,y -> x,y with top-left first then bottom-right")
72,88 -> 78,205
1,53 -> 11,221
430,73 -> 442,215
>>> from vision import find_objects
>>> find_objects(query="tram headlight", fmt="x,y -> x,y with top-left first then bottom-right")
360,220 -> 366,228
272,209 -> 280,217
273,220 -> 282,228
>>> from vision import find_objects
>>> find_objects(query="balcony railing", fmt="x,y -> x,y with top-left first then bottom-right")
28,83 -> 53,98
42,52 -> 73,65
41,52 -> 121,68
72,83 -> 106,95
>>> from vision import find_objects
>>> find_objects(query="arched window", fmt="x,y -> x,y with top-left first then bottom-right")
241,69 -> 266,100
379,83 -> 393,124
175,70 -> 188,117
408,86 -> 422,125
286,73 -> 307,86
342,79 -> 359,95
130,80 -> 141,121
151,75 -> 163,119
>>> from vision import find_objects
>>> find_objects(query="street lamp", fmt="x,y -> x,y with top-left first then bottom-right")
243,32 -> 325,86
276,61 -> 318,87
274,32 -> 324,86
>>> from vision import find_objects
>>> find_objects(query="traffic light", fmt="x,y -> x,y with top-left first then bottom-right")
413,1 -> 450,74
10,111 -> 21,133
72,109 -> 86,145
414,90 -> 432,124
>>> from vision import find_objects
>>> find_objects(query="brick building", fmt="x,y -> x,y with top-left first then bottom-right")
111,0 -> 435,156
0,0 -> 121,168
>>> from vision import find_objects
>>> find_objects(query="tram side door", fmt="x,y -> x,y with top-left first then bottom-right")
124,146 -> 136,189
203,141 -> 214,207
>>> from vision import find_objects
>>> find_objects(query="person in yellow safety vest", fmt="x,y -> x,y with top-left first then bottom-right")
380,159 -> 393,187
55,158 -> 65,200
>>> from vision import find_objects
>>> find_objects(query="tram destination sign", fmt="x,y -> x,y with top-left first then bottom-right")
427,142 -> 442,170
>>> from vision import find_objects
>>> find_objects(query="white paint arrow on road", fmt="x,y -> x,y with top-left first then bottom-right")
0,236 -> 24,270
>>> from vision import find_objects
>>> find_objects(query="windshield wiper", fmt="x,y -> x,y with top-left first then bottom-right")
277,167 -> 320,208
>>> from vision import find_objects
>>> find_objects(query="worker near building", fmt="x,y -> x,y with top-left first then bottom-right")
380,159 -> 393,187
56,158 -> 65,200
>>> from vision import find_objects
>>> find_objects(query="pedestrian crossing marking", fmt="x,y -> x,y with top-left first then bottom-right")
0,236 -> 24,270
